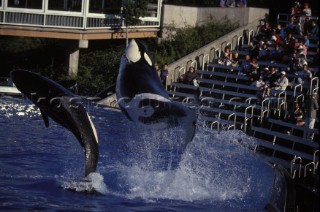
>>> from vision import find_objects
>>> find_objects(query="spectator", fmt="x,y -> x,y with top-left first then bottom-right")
309,20 -> 319,36
261,67 -> 270,81
299,2 -> 312,32
293,19 -> 302,35
295,39 -> 307,57
302,17 -> 312,34
262,67 -> 279,98
286,16 -> 301,35
296,54 -> 308,71
218,52 -> 232,66
302,2 -> 312,17
304,93 -> 319,140
236,0 -> 247,7
155,64 -> 161,77
250,58 -> 259,76
283,32 -> 295,52
303,33 -> 310,48
160,64 -> 168,87
250,42 -> 260,59
220,0 -> 227,7
179,66 -> 199,86
276,23 -> 286,40
253,79 -> 266,102
285,102 -> 305,130
248,58 -> 259,82
288,51 -> 299,72
270,71 -> 289,95
286,17 -> 297,34
239,54 -> 251,75
251,75 -> 265,88
258,22 -> 272,40
226,0 -> 236,7
270,29 -> 282,46
270,44 -> 284,62
223,46 -> 233,61
257,43 -> 270,61
291,1 -> 302,17
231,52 -> 240,68
297,64 -> 312,90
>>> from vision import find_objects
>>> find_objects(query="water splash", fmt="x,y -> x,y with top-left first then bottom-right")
101,125 -> 273,208
61,172 -> 108,195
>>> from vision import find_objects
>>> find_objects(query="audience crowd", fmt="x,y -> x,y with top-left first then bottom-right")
173,1 -> 319,137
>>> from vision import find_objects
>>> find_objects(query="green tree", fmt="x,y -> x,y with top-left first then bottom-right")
122,0 -> 148,46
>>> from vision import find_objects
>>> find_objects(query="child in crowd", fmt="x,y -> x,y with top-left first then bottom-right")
160,64 -> 168,87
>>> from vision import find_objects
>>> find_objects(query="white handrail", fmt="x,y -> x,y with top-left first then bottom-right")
202,54 -> 210,71
291,156 -> 302,179
304,162 -> 316,177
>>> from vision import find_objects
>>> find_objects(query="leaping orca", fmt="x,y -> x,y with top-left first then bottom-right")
10,70 -> 99,177
116,39 -> 197,142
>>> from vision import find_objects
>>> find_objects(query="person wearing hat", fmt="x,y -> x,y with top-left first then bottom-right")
273,71 -> 289,91
267,70 -> 289,97
266,69 -> 288,97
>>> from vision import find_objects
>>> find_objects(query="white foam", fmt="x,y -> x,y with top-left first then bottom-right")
110,127 -> 270,206
61,172 -> 108,194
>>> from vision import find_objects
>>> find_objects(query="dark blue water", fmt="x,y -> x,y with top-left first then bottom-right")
0,96 -> 276,211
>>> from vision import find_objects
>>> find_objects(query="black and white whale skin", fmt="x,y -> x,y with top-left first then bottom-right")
116,39 -> 197,141
10,70 -> 99,177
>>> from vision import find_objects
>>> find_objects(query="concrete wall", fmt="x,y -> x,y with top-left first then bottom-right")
161,5 -> 269,29
159,5 -> 269,85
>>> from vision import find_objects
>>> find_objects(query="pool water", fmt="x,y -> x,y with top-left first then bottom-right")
0,96 -> 276,211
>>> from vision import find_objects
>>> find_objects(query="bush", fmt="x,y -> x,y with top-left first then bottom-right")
148,18 -> 238,66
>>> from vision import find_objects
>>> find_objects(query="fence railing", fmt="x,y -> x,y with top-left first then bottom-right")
0,2 -> 161,30
167,21 -> 261,85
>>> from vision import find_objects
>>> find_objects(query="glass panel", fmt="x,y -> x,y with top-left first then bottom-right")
7,0 -> 43,9
48,0 -> 82,12
147,0 -> 158,17
89,0 -> 122,14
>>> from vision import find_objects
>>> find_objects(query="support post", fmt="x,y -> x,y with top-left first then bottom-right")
65,39 -> 88,77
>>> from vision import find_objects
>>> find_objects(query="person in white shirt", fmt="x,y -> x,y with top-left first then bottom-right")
302,2 -> 312,17
273,71 -> 289,91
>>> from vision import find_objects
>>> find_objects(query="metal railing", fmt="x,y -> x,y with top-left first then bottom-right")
168,21 -> 261,85
291,156 -> 302,179
0,1 -> 161,30
277,13 -> 319,28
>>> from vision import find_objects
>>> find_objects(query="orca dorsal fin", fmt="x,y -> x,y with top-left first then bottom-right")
40,109 -> 49,128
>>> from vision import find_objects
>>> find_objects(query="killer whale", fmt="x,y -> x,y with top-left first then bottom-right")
116,39 -> 197,141
10,70 -> 99,177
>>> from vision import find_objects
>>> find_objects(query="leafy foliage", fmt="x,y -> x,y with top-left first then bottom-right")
147,19 -> 238,66
76,45 -> 124,95
122,0 -> 148,26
